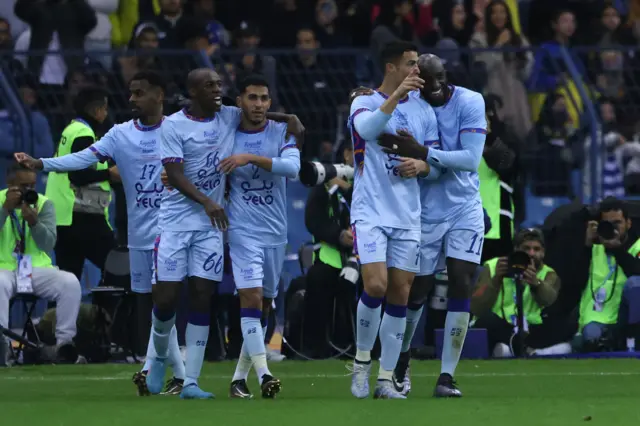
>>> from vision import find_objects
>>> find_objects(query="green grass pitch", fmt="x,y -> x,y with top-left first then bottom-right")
1,359 -> 638,426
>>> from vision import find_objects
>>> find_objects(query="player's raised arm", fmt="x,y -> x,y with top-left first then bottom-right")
425,94 -> 487,172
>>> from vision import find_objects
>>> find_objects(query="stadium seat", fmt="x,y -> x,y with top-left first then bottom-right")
521,185 -> 571,228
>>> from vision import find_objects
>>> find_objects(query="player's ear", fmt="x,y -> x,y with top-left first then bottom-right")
236,95 -> 242,107
265,98 -> 272,111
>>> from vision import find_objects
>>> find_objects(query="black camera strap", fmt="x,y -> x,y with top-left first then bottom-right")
9,211 -> 26,254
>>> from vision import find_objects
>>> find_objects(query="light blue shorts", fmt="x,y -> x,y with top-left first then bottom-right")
418,201 -> 485,277
229,243 -> 286,299
130,249 -> 154,294
352,221 -> 420,273
154,230 -> 224,282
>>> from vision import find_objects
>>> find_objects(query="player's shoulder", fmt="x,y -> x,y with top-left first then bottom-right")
454,86 -> 484,108
105,120 -> 134,137
163,109 -> 187,126
350,92 -> 382,114
268,120 -> 288,134
219,105 -> 241,121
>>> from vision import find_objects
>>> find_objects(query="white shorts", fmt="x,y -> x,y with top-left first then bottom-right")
154,230 -> 224,282
352,221 -> 420,273
130,249 -> 154,293
418,201 -> 485,277
229,243 -> 286,299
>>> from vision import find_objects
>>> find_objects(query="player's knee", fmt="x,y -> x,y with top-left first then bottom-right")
238,287 -> 263,309
447,260 -> 479,299
408,275 -> 434,306
152,282 -> 179,312
58,271 -> 81,301
361,264 -> 387,298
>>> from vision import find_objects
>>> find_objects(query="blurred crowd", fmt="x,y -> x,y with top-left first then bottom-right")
2,0 -> 640,195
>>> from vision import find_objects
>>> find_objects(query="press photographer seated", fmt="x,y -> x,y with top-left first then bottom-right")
577,197 -> 640,351
0,163 -> 81,364
471,229 -> 570,357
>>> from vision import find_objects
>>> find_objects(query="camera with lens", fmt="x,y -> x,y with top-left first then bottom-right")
299,161 -> 354,187
508,250 -> 531,279
597,220 -> 617,240
20,189 -> 38,205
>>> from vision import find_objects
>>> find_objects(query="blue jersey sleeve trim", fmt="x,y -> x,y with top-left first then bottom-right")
89,146 -> 111,162
162,157 -> 184,165
460,128 -> 487,135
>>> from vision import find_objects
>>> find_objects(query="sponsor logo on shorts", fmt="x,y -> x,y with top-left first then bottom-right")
164,258 -> 177,272
364,242 -> 376,254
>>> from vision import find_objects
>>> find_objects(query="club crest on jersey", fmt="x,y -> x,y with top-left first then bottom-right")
204,130 -> 219,144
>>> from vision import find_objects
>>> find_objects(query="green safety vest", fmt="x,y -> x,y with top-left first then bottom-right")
478,158 -> 514,240
485,257 -> 553,326
45,119 -> 111,226
313,187 -> 343,269
579,239 -> 640,329
0,189 -> 53,271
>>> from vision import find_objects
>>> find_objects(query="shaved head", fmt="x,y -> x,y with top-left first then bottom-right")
186,68 -> 223,114
417,54 -> 449,106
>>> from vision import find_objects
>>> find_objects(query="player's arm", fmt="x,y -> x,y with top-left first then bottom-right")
265,112 -> 305,143
65,136 -> 120,186
219,137 -> 300,179
530,271 -> 561,308
426,95 -> 487,172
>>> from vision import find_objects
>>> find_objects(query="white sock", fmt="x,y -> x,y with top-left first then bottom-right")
401,306 -> 424,353
168,326 -> 185,380
232,343 -> 253,382
441,311 -> 470,376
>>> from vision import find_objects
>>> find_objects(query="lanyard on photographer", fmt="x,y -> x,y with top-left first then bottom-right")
9,211 -> 26,258
589,254 -> 618,304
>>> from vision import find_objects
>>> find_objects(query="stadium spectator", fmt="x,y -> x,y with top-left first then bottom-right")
115,24 -> 163,93
472,228 -> 571,357
426,0 -> 478,47
278,27 -> 355,159
370,0 -> 416,62
0,17 -> 26,78
232,21 -> 280,111
133,0 -> 189,49
263,0 -> 313,48
314,0 -> 351,48
529,93 -> 577,197
0,0 -> 26,40
577,198 -> 640,352
583,100 -> 640,200
85,0 -> 119,69
0,162 -> 82,366
470,0 -> 533,141
13,0 -> 97,85
110,0 -> 161,48
192,0 -> 230,54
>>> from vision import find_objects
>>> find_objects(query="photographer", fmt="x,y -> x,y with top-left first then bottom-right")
302,141 -> 357,358
577,197 -> 640,351
0,163 -> 81,365
471,229 -> 569,357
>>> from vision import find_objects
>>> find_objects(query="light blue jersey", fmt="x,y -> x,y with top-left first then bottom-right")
159,106 -> 241,231
349,91 -> 438,231
420,86 -> 487,223
227,120 -> 300,247
42,119 -> 165,250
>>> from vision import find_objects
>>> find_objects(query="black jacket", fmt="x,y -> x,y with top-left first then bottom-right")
304,184 -> 352,254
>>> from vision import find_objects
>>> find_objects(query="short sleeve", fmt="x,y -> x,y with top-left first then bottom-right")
161,120 -> 184,164
459,94 -> 487,134
349,95 -> 374,123
90,126 -> 118,162
280,135 -> 298,155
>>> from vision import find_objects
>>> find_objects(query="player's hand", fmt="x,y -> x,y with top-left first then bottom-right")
108,166 -> 121,183
219,154 -> 250,174
392,71 -> 424,98
328,177 -> 351,190
14,152 -> 43,170
523,260 -> 538,287
349,86 -> 374,105
285,114 -> 305,144
2,186 -> 22,212
397,157 -> 429,178
204,199 -> 229,231
585,220 -> 598,246
21,203 -> 38,226
160,169 -> 173,190
493,257 -> 509,283
602,234 -> 622,249
339,229 -> 354,248
378,129 -> 427,159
